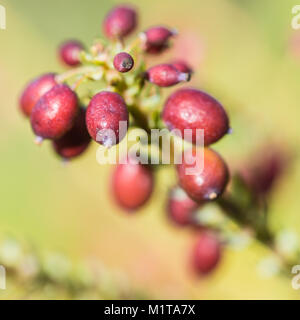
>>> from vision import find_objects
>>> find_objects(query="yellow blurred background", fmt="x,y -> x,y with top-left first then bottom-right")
0,0 -> 300,299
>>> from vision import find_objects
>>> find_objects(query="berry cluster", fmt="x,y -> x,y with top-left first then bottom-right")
20,4 -> 231,276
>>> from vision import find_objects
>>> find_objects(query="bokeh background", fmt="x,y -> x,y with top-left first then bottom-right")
0,0 -> 300,299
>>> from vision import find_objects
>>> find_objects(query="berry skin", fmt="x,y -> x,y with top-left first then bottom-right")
162,88 -> 229,146
177,148 -> 229,202
103,5 -> 137,39
172,60 -> 193,74
167,187 -> 199,226
192,231 -> 222,275
30,84 -> 78,140
19,73 -> 57,117
52,107 -> 91,160
112,156 -> 154,211
146,64 -> 190,87
59,40 -> 84,67
86,91 -> 129,147
113,52 -> 134,73
143,26 -> 176,54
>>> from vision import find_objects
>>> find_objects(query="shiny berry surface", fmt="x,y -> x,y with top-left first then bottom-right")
162,88 -> 229,146
112,157 -> 154,211
52,107 -> 91,159
146,64 -> 190,87
20,73 -> 57,117
167,187 -> 199,226
113,52 -> 134,73
103,5 -> 137,39
86,91 -> 129,147
177,148 -> 229,202
192,232 -> 222,275
30,84 -> 78,140
59,40 -> 84,67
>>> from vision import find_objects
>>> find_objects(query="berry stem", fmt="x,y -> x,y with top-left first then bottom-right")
55,66 -> 100,84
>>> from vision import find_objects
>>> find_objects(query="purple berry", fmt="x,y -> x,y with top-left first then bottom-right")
172,60 -> 193,74
20,73 -> 57,117
143,26 -> 176,54
103,5 -> 137,39
113,52 -> 134,73
146,64 -> 190,87
59,40 -> 84,67
86,91 -> 129,147
30,84 -> 79,141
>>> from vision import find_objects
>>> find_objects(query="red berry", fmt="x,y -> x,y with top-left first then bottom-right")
30,84 -> 78,141
192,231 -> 222,275
113,52 -> 134,73
143,26 -> 176,53
86,91 -> 129,147
177,148 -> 229,202
19,73 -> 57,117
167,187 -> 199,226
112,156 -> 154,211
59,40 -> 84,67
162,88 -> 229,146
172,60 -> 193,74
103,5 -> 137,39
146,64 -> 190,87
52,107 -> 91,160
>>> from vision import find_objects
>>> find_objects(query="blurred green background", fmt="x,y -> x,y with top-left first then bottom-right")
0,0 -> 300,299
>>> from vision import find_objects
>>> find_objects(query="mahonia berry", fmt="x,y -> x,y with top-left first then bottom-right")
172,60 -> 193,74
30,84 -> 78,141
59,40 -> 84,67
52,107 -> 91,160
167,187 -> 199,227
143,26 -> 176,54
192,231 -> 222,275
86,91 -> 129,147
162,88 -> 230,146
146,64 -> 190,87
19,73 -> 57,117
177,148 -> 229,202
112,156 -> 154,211
113,52 -> 134,73
103,5 -> 137,39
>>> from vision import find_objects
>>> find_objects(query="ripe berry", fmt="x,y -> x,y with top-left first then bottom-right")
52,107 -> 91,160
177,148 -> 229,202
86,91 -> 129,147
112,156 -> 154,211
103,5 -> 137,39
146,64 -> 190,87
162,88 -> 229,146
113,52 -> 134,73
172,60 -> 193,74
19,73 -> 57,117
30,84 -> 78,141
167,187 -> 199,226
59,40 -> 84,67
192,231 -> 222,275
143,26 -> 176,54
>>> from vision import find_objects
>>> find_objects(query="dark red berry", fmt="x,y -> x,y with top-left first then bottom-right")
19,73 -> 57,117
192,231 -> 222,275
113,52 -> 134,73
146,64 -> 190,87
143,26 -> 176,54
172,60 -> 193,74
59,40 -> 84,67
30,84 -> 78,141
103,5 -> 137,39
162,88 -> 229,146
177,148 -> 229,202
52,107 -> 91,160
86,91 -> 129,147
112,156 -> 154,211
167,187 -> 199,226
